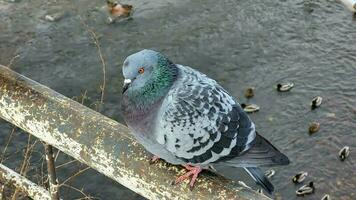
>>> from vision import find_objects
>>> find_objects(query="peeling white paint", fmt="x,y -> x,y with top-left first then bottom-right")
0,164 -> 51,200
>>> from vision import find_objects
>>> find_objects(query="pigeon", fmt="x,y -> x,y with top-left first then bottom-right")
121,49 -> 290,193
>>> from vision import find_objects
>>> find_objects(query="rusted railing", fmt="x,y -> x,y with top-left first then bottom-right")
0,164 -> 51,200
0,65 -> 270,200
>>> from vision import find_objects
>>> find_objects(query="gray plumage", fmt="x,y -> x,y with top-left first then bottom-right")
121,49 -> 289,194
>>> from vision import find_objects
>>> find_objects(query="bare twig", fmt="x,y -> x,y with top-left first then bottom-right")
70,90 -> 89,107
55,159 -> 77,169
0,127 -> 16,163
60,166 -> 90,186
74,198 -> 94,200
40,154 -> 46,186
74,196 -> 99,200
89,101 -> 102,111
44,144 -> 60,200
80,90 -> 88,105
7,54 -> 19,69
0,183 -> 4,200
79,17 -> 107,105
11,134 -> 34,200
54,148 -> 61,162
61,184 -> 90,199
19,135 -> 32,175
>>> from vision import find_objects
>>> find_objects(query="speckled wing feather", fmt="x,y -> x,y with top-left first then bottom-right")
155,65 -> 256,165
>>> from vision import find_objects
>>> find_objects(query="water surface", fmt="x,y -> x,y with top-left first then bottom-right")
1,0 -> 356,199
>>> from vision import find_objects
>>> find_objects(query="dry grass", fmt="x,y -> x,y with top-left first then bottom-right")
6,54 -> 19,69
0,127 -> 15,164
11,135 -> 37,200
60,166 -> 90,186
0,127 -> 98,200
0,6 -> 109,200
0,92 -> 101,200
79,16 -> 107,105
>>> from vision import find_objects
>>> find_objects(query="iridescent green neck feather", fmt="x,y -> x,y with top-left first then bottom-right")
126,56 -> 178,108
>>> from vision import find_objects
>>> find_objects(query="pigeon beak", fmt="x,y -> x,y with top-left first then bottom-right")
122,79 -> 132,93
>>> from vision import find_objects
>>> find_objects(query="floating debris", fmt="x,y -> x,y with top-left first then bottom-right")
311,96 -> 322,110
43,10 -> 68,22
264,169 -> 275,179
276,83 -> 294,92
296,181 -> 315,196
45,15 -> 55,22
106,0 -> 133,23
309,122 -> 320,134
339,146 -> 350,161
321,194 -> 330,200
267,116 -> 274,122
241,103 -> 260,113
244,87 -> 254,98
292,171 -> 308,183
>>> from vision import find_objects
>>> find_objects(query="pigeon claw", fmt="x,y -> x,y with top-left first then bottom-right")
149,155 -> 160,165
174,165 -> 202,190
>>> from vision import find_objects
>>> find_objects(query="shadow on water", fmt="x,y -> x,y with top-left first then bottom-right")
1,0 -> 356,199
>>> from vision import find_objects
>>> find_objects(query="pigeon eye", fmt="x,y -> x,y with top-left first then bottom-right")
138,67 -> 145,74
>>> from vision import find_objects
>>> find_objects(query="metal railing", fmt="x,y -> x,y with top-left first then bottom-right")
0,65 -> 270,200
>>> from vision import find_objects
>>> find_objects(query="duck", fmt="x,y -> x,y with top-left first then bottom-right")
339,146 -> 350,161
264,169 -> 275,179
257,188 -> 263,195
296,181 -> 315,196
277,83 -> 294,92
311,96 -> 322,110
106,0 -> 133,22
321,194 -> 330,200
241,103 -> 260,113
44,13 -> 63,22
292,171 -> 308,183
309,122 -> 320,134
244,87 -> 254,98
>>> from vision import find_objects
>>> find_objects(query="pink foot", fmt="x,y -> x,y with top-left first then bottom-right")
174,165 -> 202,190
149,155 -> 160,164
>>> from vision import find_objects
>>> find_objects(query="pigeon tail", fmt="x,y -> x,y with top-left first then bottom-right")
244,167 -> 274,194
220,132 -> 290,167
252,132 -> 290,166
211,132 -> 289,194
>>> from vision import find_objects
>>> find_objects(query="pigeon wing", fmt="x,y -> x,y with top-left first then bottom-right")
156,65 -> 256,165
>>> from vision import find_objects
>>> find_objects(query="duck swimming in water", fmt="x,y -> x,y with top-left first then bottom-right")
106,0 -> 133,22
292,171 -> 308,183
244,87 -> 254,98
321,194 -> 330,200
257,188 -> 264,195
296,181 -> 315,196
276,83 -> 294,92
241,103 -> 260,113
309,122 -> 320,134
339,146 -> 350,161
311,96 -> 322,110
264,169 -> 275,179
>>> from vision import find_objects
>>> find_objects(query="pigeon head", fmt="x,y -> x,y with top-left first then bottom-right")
122,49 -> 178,103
